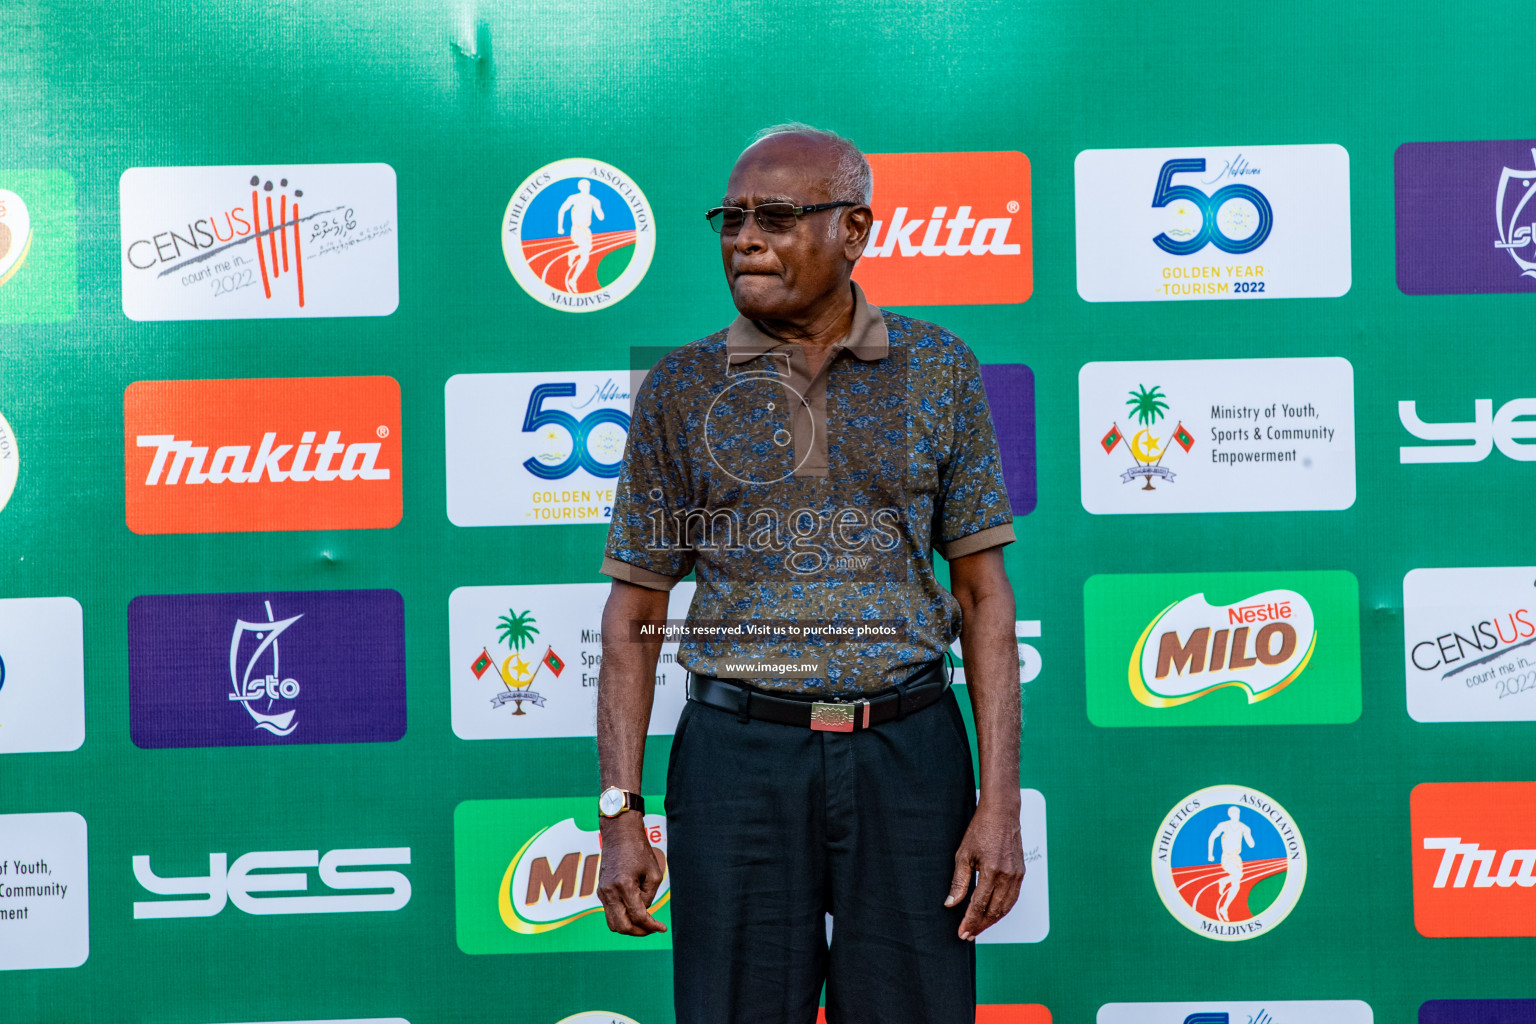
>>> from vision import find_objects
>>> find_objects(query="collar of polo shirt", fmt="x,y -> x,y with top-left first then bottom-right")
724,281 -> 890,365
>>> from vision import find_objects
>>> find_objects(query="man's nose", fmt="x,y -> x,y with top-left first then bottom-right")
733,214 -> 769,253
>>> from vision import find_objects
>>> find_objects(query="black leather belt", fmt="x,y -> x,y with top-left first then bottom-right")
686,660 -> 949,732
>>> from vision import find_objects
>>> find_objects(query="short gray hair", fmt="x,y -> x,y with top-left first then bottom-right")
747,122 -> 873,205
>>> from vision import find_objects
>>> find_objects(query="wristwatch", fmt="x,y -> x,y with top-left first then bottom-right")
598,787 -> 645,818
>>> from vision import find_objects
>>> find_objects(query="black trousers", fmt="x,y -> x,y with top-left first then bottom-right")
665,688 -> 978,1024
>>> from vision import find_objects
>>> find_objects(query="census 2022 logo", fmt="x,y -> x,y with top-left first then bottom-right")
1075,144 -> 1350,302
445,371 -> 631,527
503,158 -> 655,312
1403,567 -> 1536,722
852,151 -> 1032,306
120,163 -> 398,320
1399,395 -> 1536,463
1152,785 -> 1307,941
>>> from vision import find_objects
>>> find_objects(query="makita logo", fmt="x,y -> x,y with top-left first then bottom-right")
136,431 -> 390,485
862,206 -> 1022,258
124,376 -> 402,534
852,151 -> 1032,305
1423,837 -> 1536,888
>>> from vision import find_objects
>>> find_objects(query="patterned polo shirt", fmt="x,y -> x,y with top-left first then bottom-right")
600,282 -> 1014,695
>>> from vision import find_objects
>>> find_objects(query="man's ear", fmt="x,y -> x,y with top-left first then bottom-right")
841,205 -> 874,260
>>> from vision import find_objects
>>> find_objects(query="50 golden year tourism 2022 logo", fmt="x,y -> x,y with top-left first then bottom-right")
503,159 -> 655,312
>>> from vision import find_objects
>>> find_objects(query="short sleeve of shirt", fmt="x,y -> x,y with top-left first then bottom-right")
600,363 -> 698,590
934,341 -> 1016,560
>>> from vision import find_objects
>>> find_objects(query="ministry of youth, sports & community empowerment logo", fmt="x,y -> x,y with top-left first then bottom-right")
503,159 -> 655,312
1152,785 -> 1307,940
1098,383 -> 1194,491
468,606 -> 567,716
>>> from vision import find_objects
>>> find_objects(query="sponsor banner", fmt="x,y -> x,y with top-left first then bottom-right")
1412,781 -> 1536,937
0,406 -> 17,514
450,582 -> 693,739
0,597 -> 85,754
978,364 -> 1037,516
1075,144 -> 1351,302
503,158 -> 654,312
1404,567 -> 1536,721
455,797 -> 671,954
1085,571 -> 1360,728
1398,394 -> 1536,464
0,811 -> 89,970
1396,140 -> 1536,295
119,163 -> 398,320
1099,1002 -> 1372,1024
0,170 -> 77,323
445,371 -> 630,527
123,376 -> 402,535
852,151 -> 1032,305
1422,1002 -> 1536,1024
128,590 -> 406,748
1079,358 -> 1356,515
1152,785 -> 1307,941
133,844 -> 411,919
974,789 -> 1050,944
823,1008 -> 1050,1024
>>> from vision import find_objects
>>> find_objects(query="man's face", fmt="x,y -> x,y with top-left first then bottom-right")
721,135 -> 870,321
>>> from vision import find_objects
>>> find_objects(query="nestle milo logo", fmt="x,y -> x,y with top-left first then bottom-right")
1085,570 -> 1360,729
499,815 -> 669,934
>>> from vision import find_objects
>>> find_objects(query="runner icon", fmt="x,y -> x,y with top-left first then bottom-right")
557,179 -> 605,294
1207,806 -> 1254,922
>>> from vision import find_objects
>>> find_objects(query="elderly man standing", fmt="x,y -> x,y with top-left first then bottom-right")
594,123 -> 1023,1023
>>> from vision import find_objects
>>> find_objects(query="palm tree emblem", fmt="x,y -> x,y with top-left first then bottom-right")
1126,384 -> 1169,426
496,609 -> 539,694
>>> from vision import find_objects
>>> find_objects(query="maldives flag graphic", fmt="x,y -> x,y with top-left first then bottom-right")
542,647 -> 565,676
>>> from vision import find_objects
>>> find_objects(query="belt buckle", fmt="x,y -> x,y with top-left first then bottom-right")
810,701 -> 857,732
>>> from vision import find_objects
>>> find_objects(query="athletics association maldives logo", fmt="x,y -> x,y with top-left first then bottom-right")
1098,384 -> 1194,491
503,158 -> 655,312
1152,785 -> 1307,940
467,607 -> 567,716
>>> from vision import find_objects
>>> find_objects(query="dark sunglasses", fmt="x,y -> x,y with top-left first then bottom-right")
705,201 -> 859,235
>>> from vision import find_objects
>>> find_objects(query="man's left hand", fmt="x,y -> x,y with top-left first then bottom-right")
945,798 -> 1024,941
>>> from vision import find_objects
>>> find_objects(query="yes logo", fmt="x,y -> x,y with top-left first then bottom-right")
133,846 -> 411,918
445,371 -> 631,527
1399,398 -> 1536,462
455,797 -> 671,953
1085,571 -> 1360,728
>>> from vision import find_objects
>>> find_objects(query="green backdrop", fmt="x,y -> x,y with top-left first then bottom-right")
3,1 -> 1533,1021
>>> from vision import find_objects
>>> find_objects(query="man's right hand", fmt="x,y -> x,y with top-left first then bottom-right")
596,815 -> 668,936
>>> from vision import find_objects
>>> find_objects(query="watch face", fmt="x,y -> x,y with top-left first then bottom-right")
599,788 -> 623,816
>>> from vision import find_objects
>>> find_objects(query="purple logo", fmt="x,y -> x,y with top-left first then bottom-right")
1397,139 -> 1536,294
979,363 -> 1036,516
1422,1001 -> 1536,1024
129,589 -> 406,748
